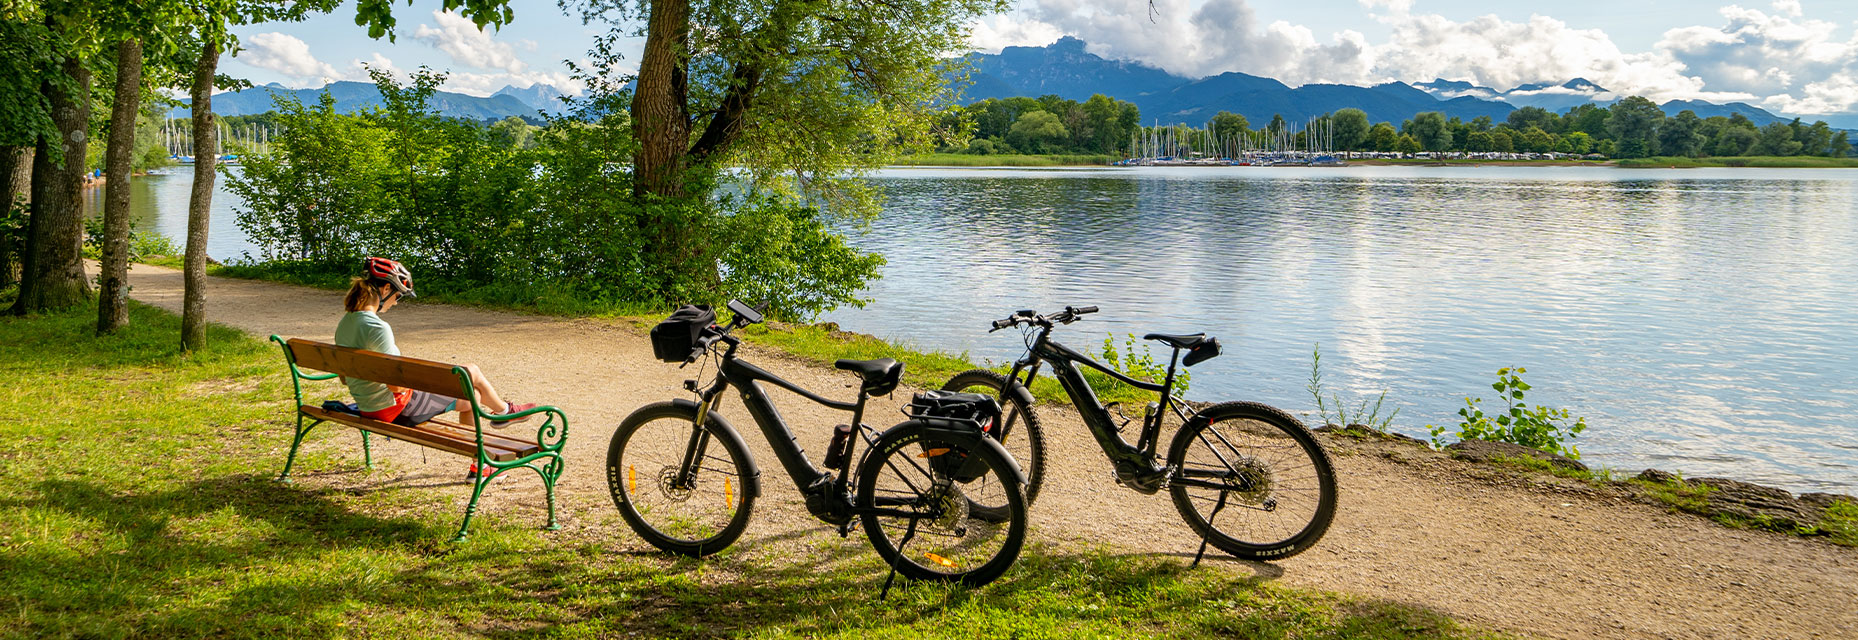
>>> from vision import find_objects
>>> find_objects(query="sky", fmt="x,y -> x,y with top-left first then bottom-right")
226,0 -> 1858,117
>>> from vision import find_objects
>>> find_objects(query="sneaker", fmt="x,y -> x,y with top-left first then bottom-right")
489,401 -> 538,429
466,464 -> 480,480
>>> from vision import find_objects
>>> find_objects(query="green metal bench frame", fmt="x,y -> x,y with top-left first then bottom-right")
271,335 -> 569,542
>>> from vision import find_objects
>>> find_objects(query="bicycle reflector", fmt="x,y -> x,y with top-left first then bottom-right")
923,552 -> 959,568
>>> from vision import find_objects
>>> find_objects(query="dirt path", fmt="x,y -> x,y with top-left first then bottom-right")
118,264 -> 1857,639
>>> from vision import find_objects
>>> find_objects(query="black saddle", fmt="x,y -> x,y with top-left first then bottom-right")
835,358 -> 903,396
1145,332 -> 1222,367
1144,333 -> 1207,349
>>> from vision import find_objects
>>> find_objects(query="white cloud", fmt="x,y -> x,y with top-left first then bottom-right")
412,10 -> 527,73
239,32 -> 338,84
1656,4 -> 1857,98
345,53 -> 403,81
967,15 -> 1065,54
442,70 -> 585,98
1015,0 -> 1375,83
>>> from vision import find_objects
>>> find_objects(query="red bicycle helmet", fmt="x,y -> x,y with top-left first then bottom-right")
363,256 -> 416,298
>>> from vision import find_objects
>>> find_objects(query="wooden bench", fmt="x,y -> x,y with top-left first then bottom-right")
271,336 -> 569,542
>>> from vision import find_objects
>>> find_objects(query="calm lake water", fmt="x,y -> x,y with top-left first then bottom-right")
97,165 -> 1858,492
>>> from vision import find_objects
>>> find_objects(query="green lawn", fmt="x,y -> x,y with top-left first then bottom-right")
0,299 -> 1502,638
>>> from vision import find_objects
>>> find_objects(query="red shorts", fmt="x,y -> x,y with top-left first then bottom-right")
360,390 -> 460,426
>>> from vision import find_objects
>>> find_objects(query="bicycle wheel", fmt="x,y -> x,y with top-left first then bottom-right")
941,369 -> 1046,515
857,421 -> 1027,587
1166,401 -> 1336,560
606,401 -> 759,557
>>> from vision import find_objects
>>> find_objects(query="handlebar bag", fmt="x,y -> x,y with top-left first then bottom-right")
650,304 -> 716,362
909,390 -> 1004,482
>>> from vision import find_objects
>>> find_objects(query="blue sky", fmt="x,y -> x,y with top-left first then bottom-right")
227,0 -> 1858,116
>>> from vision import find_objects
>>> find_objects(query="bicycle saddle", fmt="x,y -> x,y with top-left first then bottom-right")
835,358 -> 903,396
1143,333 -> 1207,349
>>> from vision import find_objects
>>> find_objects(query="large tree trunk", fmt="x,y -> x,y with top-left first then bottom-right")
10,60 -> 92,315
631,0 -> 691,200
181,42 -> 217,351
97,38 -> 143,334
0,145 -> 30,288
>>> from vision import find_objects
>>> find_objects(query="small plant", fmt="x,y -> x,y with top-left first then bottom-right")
1429,366 -> 1588,459
1097,333 -> 1189,394
1305,344 -> 1399,430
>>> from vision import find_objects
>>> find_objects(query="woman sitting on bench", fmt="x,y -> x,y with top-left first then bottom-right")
337,257 -> 537,430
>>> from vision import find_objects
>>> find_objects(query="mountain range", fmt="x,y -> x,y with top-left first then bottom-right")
962,37 -> 1823,129
170,81 -> 567,121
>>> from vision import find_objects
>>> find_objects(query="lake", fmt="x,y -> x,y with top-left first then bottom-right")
93,164 -> 1858,492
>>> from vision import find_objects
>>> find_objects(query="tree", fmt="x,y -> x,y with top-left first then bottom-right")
1489,130 -> 1514,153
1754,121 -> 1803,156
1657,110 -> 1704,158
1506,106 -> 1558,133
1712,126 -> 1757,156
1565,131 -> 1593,154
11,56 -> 93,315
1395,134 -> 1421,155
96,38 -> 144,333
1563,103 -> 1610,139
1465,130 -> 1494,152
1606,96 -> 1664,158
1006,110 -> 1067,154
1408,111 -> 1452,151
1267,113 -> 1288,134
1832,131 -> 1851,157
1799,121 -> 1834,157
1332,108 -> 1369,151
571,0 -> 1000,298
1368,122 -> 1398,151
1208,111 -> 1249,140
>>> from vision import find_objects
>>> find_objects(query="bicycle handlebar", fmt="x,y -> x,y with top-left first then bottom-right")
988,305 -> 1099,331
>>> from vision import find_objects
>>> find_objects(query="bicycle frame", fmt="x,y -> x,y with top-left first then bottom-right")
1005,324 -> 1189,478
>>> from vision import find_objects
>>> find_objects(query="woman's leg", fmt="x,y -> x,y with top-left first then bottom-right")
458,364 -> 508,426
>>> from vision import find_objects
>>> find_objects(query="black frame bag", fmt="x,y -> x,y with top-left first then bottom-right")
651,304 -> 716,362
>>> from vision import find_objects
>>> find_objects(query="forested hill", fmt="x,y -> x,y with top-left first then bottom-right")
958,37 -> 1826,130
170,81 -> 543,121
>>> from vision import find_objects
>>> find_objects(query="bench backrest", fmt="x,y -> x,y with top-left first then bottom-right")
284,338 -> 470,399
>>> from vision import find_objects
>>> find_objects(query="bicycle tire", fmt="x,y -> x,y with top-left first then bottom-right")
1166,401 -> 1336,561
856,421 -> 1027,587
606,401 -> 759,557
941,369 -> 1047,513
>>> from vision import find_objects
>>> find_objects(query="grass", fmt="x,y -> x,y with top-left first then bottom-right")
0,296 -> 1501,638
890,153 -> 1118,167
1823,500 -> 1858,547
1614,155 -> 1858,168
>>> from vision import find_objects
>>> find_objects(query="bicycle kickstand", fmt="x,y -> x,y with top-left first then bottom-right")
1191,491 -> 1230,568
880,518 -> 920,600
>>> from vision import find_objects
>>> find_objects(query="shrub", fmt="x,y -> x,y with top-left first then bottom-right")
1429,366 -> 1587,458
1305,343 -> 1399,430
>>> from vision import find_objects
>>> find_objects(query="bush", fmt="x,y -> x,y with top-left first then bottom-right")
1305,344 -> 1399,430
1429,367 -> 1587,458
225,69 -> 880,320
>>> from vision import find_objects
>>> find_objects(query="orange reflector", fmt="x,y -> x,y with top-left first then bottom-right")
923,552 -> 958,568
724,476 -> 733,508
628,465 -> 636,492
918,448 -> 950,458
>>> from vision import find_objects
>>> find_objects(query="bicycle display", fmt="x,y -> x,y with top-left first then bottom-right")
607,300 -> 1029,588
944,305 -> 1338,561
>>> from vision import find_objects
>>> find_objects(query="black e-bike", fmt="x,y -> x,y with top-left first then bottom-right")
944,305 -> 1336,561
607,301 -> 1029,586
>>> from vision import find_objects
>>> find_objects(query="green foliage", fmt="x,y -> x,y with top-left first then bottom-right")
1428,367 -> 1588,459
953,94 -> 1140,156
1305,344 -> 1399,431
1093,333 -> 1188,400
225,69 -> 879,320
1822,499 -> 1858,547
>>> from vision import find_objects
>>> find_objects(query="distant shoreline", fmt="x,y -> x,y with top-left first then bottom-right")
890,154 -> 1858,169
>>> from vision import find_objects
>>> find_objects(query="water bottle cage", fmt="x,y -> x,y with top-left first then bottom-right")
1105,401 -> 1134,432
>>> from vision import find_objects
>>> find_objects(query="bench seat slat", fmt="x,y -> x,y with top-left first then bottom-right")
299,406 -> 540,462
423,417 -> 548,453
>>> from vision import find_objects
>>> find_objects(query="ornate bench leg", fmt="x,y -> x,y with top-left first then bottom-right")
278,415 -> 317,483
542,455 -> 563,531
453,472 -> 491,543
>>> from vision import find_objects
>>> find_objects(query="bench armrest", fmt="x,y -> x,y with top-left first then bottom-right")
475,404 -> 570,454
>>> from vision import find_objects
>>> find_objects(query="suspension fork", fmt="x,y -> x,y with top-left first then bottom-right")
676,379 -> 729,489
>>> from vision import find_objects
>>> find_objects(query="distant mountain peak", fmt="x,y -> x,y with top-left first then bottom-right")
1561,78 -> 1606,92
493,83 -> 569,114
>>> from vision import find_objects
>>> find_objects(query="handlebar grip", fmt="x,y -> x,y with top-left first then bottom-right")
992,318 -> 1013,330
1075,306 -> 1098,314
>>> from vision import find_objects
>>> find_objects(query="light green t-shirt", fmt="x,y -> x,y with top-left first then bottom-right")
334,310 -> 400,412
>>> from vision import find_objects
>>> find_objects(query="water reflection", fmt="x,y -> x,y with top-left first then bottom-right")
828,166 -> 1858,492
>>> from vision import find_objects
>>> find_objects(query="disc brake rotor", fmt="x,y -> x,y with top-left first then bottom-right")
657,465 -> 694,502
927,483 -> 969,535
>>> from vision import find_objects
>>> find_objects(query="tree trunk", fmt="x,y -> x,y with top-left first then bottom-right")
631,0 -> 691,200
97,38 -> 143,334
10,59 -> 92,315
181,42 -> 217,351
0,145 -> 30,288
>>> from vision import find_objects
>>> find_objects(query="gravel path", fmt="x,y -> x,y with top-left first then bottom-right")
119,264 -> 1858,639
